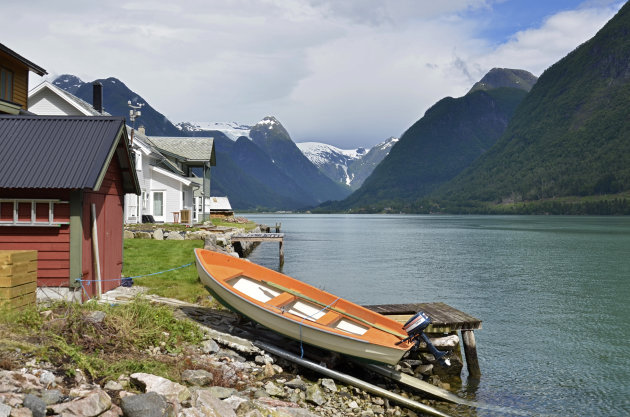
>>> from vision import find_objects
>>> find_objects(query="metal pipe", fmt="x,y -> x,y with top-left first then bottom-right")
254,341 -> 451,417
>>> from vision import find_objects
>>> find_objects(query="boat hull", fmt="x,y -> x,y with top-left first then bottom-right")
195,249 -> 409,365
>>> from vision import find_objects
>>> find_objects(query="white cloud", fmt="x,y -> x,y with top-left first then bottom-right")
8,0 -> 623,148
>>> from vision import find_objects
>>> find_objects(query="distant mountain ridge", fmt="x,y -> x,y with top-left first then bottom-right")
53,75 -> 350,210
431,3 -> 630,213
297,138 -> 398,190
468,68 -> 538,93
318,68 -> 535,212
53,75 -> 184,137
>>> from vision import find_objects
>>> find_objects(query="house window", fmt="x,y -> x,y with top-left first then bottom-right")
0,68 -> 13,102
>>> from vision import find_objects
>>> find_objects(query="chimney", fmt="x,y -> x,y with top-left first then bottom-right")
92,81 -> 103,113
137,126 -> 145,135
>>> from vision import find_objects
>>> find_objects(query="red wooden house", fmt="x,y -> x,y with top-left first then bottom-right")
0,115 -> 140,300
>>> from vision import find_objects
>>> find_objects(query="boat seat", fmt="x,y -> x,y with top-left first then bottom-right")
267,292 -> 296,308
316,311 -> 342,326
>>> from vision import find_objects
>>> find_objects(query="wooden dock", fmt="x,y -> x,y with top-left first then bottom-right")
231,233 -> 285,265
364,302 -> 482,378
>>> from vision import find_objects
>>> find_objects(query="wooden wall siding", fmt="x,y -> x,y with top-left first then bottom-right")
0,226 -> 70,287
81,157 -> 125,298
0,53 -> 29,108
28,90 -> 81,115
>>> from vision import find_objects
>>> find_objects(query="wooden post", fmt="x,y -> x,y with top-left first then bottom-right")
279,240 -> 284,266
461,330 -> 481,379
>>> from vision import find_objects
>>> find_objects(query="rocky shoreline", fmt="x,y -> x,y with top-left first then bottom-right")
1,297 -> 462,417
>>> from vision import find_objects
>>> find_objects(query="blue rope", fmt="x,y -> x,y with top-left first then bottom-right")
298,297 -> 341,358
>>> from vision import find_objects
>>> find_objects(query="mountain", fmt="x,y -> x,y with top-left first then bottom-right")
54,74 -> 350,210
297,137 -> 398,190
432,3 -> 630,213
249,117 -> 350,203
53,75 -> 184,137
468,68 -> 538,93
176,121 -> 252,140
319,71 -> 531,212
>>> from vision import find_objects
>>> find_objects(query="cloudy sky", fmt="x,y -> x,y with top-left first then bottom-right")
4,0 -> 623,148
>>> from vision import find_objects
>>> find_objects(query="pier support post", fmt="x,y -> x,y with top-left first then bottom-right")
461,330 -> 481,379
279,240 -> 284,266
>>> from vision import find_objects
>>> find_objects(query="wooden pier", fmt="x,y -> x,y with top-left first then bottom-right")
231,233 -> 285,265
364,302 -> 482,378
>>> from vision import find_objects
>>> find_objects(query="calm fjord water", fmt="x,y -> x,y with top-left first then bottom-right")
244,214 -> 630,416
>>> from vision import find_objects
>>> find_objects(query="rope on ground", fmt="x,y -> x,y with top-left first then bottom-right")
75,262 -> 194,288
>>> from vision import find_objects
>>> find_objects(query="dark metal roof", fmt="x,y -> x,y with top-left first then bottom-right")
0,43 -> 47,76
0,115 -> 139,193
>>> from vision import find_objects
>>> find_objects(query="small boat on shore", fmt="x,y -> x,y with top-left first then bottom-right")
194,248 -> 412,365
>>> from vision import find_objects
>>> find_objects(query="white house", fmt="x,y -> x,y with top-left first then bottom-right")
143,135 -> 216,223
27,81 -> 209,225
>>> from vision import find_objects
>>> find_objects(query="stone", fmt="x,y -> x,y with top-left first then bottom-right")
284,377 -> 308,391
205,386 -> 236,399
130,373 -> 190,403
190,390 -> 236,417
104,380 -> 124,391
123,230 -> 135,239
263,362 -> 275,378
431,334 -> 460,348
99,404 -> 123,417
264,381 -> 284,397
85,310 -> 106,324
414,364 -> 433,376
22,395 -> 45,417
202,329 -> 260,354
9,408 -> 32,417
49,389 -> 112,417
275,407 -> 320,417
305,384 -> 325,406
185,231 -> 207,240
153,229 -> 164,241
38,371 -> 55,388
165,232 -> 184,240
0,404 -> 11,417
181,370 -> 214,387
319,378 -> 337,393
135,232 -> 152,239
120,392 -> 171,417
222,395 -> 248,410
40,389 -> 62,405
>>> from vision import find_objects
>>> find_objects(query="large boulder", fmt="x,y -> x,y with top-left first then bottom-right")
49,389 -> 112,417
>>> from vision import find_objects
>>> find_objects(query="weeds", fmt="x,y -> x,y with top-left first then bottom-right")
1,298 -> 204,382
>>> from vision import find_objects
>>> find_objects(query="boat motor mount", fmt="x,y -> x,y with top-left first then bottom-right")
397,311 -> 451,367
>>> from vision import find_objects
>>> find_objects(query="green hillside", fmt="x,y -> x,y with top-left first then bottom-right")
323,86 -> 527,211
433,2 -> 630,213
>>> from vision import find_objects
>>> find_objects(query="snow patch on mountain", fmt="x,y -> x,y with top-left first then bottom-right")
176,121 -> 251,140
297,142 -> 365,165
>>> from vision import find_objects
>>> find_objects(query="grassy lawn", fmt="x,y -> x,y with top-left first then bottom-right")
123,239 -> 208,304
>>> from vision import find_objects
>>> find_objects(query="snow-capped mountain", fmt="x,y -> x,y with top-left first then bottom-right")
176,121 -> 252,140
297,137 -> 398,190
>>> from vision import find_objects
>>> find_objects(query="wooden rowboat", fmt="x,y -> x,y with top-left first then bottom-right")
194,248 -> 412,365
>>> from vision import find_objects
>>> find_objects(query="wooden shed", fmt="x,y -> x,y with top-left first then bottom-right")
0,115 -> 140,300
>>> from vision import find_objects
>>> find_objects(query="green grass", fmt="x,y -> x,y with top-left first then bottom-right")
210,218 -> 258,231
123,239 -> 207,303
0,299 -> 204,382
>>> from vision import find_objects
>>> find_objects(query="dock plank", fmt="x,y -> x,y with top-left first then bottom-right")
364,302 -> 482,331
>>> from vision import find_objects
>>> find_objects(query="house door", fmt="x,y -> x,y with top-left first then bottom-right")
152,191 -> 165,222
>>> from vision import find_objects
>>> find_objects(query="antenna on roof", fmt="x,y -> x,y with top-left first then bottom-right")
128,100 -> 144,145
